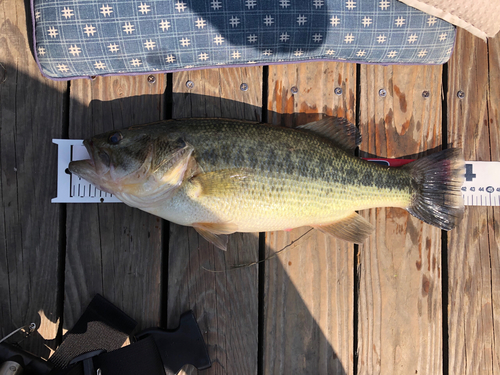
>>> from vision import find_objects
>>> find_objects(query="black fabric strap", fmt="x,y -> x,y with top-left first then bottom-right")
46,295 -> 210,375
52,336 -> 164,375
49,295 -> 137,370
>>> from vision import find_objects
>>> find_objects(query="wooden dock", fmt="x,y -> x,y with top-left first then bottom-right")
1,1 -> 499,373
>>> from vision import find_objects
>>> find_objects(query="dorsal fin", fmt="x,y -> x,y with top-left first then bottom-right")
297,117 -> 361,153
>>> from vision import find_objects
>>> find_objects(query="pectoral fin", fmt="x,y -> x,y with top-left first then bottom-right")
192,222 -> 238,251
313,212 -> 374,244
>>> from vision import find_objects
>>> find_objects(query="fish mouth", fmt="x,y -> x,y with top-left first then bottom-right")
68,140 -> 93,174
67,139 -> 113,193
81,139 -> 112,176
68,159 -> 98,182
68,139 -> 96,171
84,139 -> 98,168
68,159 -> 114,194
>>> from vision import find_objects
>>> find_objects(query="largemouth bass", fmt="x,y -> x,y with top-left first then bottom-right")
69,117 -> 464,250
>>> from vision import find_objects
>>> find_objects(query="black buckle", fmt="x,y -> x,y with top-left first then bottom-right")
69,349 -> 106,375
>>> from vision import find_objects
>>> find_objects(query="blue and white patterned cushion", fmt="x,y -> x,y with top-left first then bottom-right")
32,0 -> 456,80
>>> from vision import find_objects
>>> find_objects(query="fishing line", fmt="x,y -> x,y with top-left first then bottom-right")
201,228 -> 314,273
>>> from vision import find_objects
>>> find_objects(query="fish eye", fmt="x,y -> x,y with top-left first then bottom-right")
108,132 -> 123,145
176,138 -> 186,148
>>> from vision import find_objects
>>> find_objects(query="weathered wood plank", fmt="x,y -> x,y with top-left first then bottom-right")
168,67 -> 261,375
487,33 -> 500,365
447,29 -> 500,375
357,64 -> 443,375
0,0 -> 66,357
64,74 -> 166,329
268,62 -> 356,126
264,230 -> 354,375
264,62 -> 356,375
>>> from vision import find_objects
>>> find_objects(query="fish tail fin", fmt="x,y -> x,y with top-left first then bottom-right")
404,148 -> 465,231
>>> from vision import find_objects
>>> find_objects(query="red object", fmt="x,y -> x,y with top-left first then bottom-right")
362,158 -> 414,167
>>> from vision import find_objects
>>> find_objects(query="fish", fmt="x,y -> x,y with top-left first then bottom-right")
69,117 -> 465,250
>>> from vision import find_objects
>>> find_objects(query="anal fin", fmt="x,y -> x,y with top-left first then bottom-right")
192,222 -> 238,251
313,212 -> 374,244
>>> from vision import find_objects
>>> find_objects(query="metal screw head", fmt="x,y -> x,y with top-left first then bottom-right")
186,80 -> 194,89
147,75 -> 156,84
422,90 -> 430,98
290,86 -> 298,94
334,87 -> 343,96
240,83 -> 248,91
378,88 -> 387,97
457,90 -> 465,99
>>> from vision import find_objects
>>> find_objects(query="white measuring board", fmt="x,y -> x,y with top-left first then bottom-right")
52,139 -> 121,203
52,139 -> 499,206
462,161 -> 500,206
